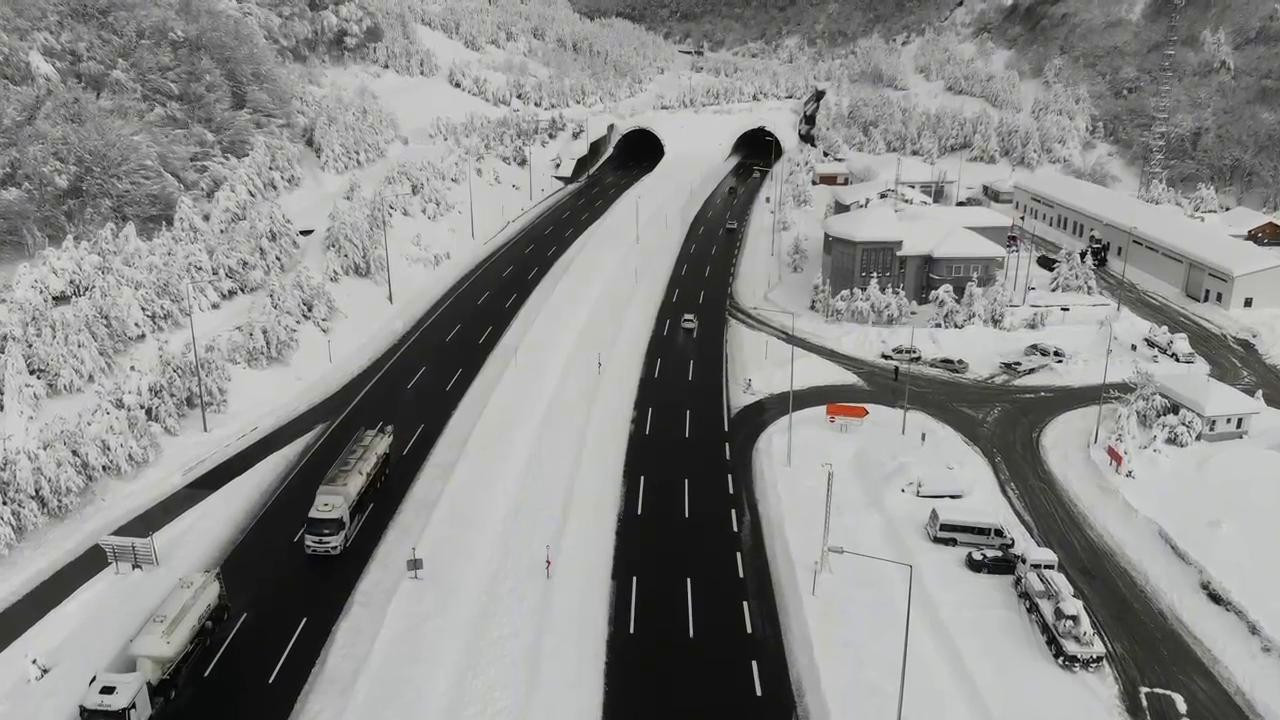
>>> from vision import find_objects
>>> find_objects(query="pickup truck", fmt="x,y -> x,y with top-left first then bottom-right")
1144,325 -> 1197,363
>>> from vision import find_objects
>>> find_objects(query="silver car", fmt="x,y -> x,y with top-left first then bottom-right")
926,356 -> 969,374
880,345 -> 922,362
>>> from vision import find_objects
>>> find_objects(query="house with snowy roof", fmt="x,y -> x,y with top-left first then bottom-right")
1154,374 -> 1262,442
820,203 -> 1006,301
1217,206 -> 1280,246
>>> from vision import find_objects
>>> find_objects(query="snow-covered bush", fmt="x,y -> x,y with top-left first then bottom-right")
2,343 -> 46,445
301,85 -> 398,173
914,29 -> 1022,112
1184,183 -> 1221,214
324,193 -> 386,281
1200,27 -> 1235,76
268,269 -> 337,332
1023,308 -> 1050,330
369,20 -> 439,76
980,282 -> 1011,328
1049,249 -> 1099,294
1155,409 -> 1203,447
232,302 -> 301,369
381,157 -> 463,220
1137,178 -> 1183,207
205,135 -> 303,230
408,233 -> 454,269
927,284 -> 965,328
786,237 -> 808,273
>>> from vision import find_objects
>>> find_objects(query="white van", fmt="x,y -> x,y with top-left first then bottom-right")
925,507 -> 1015,549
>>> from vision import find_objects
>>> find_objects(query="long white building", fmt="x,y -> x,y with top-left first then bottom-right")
1012,171 -> 1280,310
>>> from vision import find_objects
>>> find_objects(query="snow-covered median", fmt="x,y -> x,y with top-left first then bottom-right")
754,406 -> 1123,720
1042,407 -> 1280,717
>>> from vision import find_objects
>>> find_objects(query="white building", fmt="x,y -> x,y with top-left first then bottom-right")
1012,171 -> 1280,310
1155,374 -> 1262,442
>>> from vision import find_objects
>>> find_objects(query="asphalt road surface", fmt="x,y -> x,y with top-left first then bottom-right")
603,145 -> 794,719
730,297 -> 1261,719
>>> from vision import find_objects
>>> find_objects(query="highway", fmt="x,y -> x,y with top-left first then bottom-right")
135,131 -> 666,719
602,132 -> 794,719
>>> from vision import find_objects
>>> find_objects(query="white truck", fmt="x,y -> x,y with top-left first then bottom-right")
303,424 -> 394,555
1144,324 -> 1197,363
79,572 -> 229,720
1013,547 -> 1106,671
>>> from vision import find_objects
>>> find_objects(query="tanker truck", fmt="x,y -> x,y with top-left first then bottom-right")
1013,547 -> 1107,671
78,571 -> 229,719
304,424 -> 394,555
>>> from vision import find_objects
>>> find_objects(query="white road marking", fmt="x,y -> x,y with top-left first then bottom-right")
204,613 -> 247,677
685,409 -> 691,438
564,228 -> 573,238
690,243 -> 696,253
446,368 -> 462,391
503,266 -> 512,277
727,473 -> 734,494
528,267 -> 538,279
705,266 -> 711,277
681,263 -> 687,276
684,477 -> 689,518
268,617 -> 307,684
736,551 -> 744,578
731,508 -> 738,533
699,225 -> 704,235
637,475 -> 645,516
688,360 -> 693,381
629,576 -> 638,634
672,288 -> 679,302
751,660 -> 762,696
407,365 -> 425,389
403,423 -> 424,455
698,290 -> 704,304
347,503 -> 374,543
524,244 -> 534,254
478,290 -> 490,304
479,326 -> 492,344
645,407 -> 652,435
711,245 -> 717,255
595,199 -> 602,207
742,601 -> 753,634
725,442 -> 731,460
547,245 -> 556,256
686,578 -> 694,638
561,210 -> 571,219
447,324 -> 461,342
663,318 -> 670,336
654,358 -> 662,378
292,526 -> 304,543
506,293 -> 517,308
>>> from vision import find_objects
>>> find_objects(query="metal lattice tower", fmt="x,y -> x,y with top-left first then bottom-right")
1142,0 -> 1185,192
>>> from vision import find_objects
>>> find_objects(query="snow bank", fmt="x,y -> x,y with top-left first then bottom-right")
755,406 -> 1124,720
726,320 -> 863,412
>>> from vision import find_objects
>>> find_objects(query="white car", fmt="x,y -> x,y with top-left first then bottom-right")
680,313 -> 698,331
752,169 -> 762,178
880,345 -> 922,363
725,219 -> 739,232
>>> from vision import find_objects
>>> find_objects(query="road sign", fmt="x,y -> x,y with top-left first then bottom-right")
1106,444 -> 1124,472
407,547 -> 423,579
826,403 -> 869,427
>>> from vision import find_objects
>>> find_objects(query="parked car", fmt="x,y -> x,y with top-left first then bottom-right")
725,219 -> 739,232
752,169 -> 762,179
880,345 -> 922,363
965,549 -> 1019,575
999,357 -> 1053,377
680,313 -> 698,331
925,508 -> 1015,549
926,356 -> 969,374
1035,253 -> 1059,272
1024,342 -> 1069,362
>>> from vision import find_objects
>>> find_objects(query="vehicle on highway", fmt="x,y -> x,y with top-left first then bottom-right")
680,313 -> 698,331
79,571 -> 230,720
965,548 -> 1019,574
926,356 -> 969,374
1144,324 -> 1197,363
880,345 -> 922,363
925,507 -> 1015,549
1025,342 -> 1069,362
304,424 -> 394,555
1014,547 -> 1107,670
752,169 -> 762,178
725,219 -> 739,232
999,356 -> 1054,378
727,185 -> 738,197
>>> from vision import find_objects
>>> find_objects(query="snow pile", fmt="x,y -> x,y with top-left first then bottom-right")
726,320 -> 863,412
754,406 -> 1124,720
1043,408 -> 1280,717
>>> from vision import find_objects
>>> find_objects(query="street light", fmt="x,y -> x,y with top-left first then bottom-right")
900,322 -> 916,435
819,463 -> 834,574
749,305 -> 794,466
185,278 -> 213,433
379,191 -> 413,305
825,545 -> 913,720
1092,315 -> 1115,445
1116,223 -> 1136,311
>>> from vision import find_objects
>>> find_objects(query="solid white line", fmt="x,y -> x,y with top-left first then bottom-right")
723,399 -> 728,432
204,613 -> 247,677
407,366 -> 425,389
684,478 -> 689,518
503,266 -> 512,277
446,368 -> 462,391
690,243 -> 696,253
685,409 -> 691,438
645,407 -> 652,435
681,263 -> 687,276
751,660 -> 762,696
698,290 -> 704,304
664,318 -> 670,336
672,288 -> 679,302
562,210 -> 571,219
742,601 -> 753,634
403,423 -> 424,455
731,508 -> 738,533
547,245 -> 556,256
268,618 -> 307,684
637,475 -> 645,516
629,576 -> 637,634
292,526 -> 304,543
479,326 -> 492,344
447,324 -> 461,342
688,360 -> 693,381
478,290 -> 490,304
736,551 -> 744,578
654,358 -> 662,378
727,473 -> 734,494
506,293 -> 517,308
528,267 -> 538,279
686,578 -> 694,638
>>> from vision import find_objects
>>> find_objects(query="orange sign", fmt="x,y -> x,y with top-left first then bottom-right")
826,404 -> 869,424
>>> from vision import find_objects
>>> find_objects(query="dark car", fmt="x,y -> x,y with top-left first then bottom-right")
1024,342 -> 1069,362
965,549 -> 1018,575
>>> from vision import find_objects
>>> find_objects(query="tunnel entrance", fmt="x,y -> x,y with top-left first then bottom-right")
729,127 -> 783,167
607,128 -> 665,168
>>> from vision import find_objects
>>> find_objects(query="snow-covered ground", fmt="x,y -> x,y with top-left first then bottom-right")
0,431 -> 318,720
753,406 -> 1124,720
726,320 -> 862,412
1043,407 -> 1280,717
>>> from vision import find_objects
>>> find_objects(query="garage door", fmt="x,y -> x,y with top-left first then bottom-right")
1131,242 -> 1186,289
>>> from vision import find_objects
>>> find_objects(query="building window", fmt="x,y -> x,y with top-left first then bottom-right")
950,264 -> 963,276
1237,417 -> 1244,430
860,247 -> 895,280
969,264 -> 981,277
1215,291 -> 1223,303
1209,419 -> 1217,432
1116,245 -> 1122,257
1245,297 -> 1254,308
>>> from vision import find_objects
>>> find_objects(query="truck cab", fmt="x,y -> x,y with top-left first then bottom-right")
80,673 -> 152,720
1015,545 -> 1059,577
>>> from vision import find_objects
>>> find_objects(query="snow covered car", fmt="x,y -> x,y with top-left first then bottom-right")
725,219 -> 739,232
926,356 -> 969,374
965,549 -> 1019,575
728,185 -> 738,197
880,345 -> 922,363
999,357 -> 1053,377
752,169 -> 762,179
680,313 -> 698,331
1025,342 -> 1069,362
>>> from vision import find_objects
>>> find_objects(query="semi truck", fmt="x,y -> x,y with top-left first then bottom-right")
304,424 -> 394,555
79,572 -> 229,720
1144,324 -> 1197,363
1013,548 -> 1107,670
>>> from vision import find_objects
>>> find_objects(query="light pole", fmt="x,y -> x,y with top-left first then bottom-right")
379,191 -> 412,305
468,156 -> 477,242
900,322 -> 916,435
825,545 -> 913,720
1021,219 -> 1036,306
819,463 -> 834,573
750,305 -> 795,466
1116,224 -> 1135,311
185,278 -> 213,433
1092,316 -> 1115,445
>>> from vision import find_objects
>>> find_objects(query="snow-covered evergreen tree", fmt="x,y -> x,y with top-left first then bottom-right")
980,282 -> 1011,328
865,276 -> 891,324
1137,178 -> 1183,207
1184,183 -> 1221,213
324,195 -> 386,281
786,237 -> 808,273
927,284 -> 964,328
959,278 -> 984,327
301,84 -> 398,173
832,289 -> 852,322
1049,248 -> 1099,294
884,287 -> 911,325
809,272 -> 827,312
2,343 -> 46,447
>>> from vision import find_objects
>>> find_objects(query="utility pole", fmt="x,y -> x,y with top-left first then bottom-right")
185,279 -> 212,433
1117,223 -> 1136,310
1021,220 -> 1036,306
636,197 -> 640,244
901,323 -> 916,435
528,146 -> 534,203
380,192 -> 412,305
1093,317 -> 1115,445
751,306 -> 795,466
820,463 -> 834,573
468,156 -> 476,242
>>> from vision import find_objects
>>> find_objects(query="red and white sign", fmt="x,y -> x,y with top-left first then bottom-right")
1106,444 -> 1124,472
826,404 -> 869,426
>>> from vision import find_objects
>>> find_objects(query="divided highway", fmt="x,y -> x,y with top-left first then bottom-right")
136,133 -> 666,719
603,136 -> 794,719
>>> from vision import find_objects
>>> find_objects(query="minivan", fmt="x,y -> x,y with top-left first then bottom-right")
925,507 -> 1014,549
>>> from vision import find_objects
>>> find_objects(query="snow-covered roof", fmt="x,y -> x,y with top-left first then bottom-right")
892,156 -> 952,182
823,205 -> 900,243
1219,206 -> 1278,235
984,178 -> 1013,193
831,180 -> 893,206
1155,374 -> 1262,418
1014,171 -> 1280,278
815,161 -> 850,176
899,220 -> 1005,259
897,205 -> 1011,229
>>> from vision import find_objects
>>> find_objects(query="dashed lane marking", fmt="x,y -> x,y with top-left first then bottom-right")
446,368 -> 462,391
403,423 -> 424,455
204,613 -> 247,677
407,365 -> 426,389
268,617 -> 307,684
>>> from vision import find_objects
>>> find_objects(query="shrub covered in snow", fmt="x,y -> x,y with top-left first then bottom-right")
381,157 -> 464,220
927,284 -> 964,328
914,29 -> 1022,112
786,237 -> 808,273
324,192 -> 386,281
232,303 -> 301,369
1049,249 -> 1099,294
301,84 -> 398,173
427,113 -> 566,168
369,21 -> 440,77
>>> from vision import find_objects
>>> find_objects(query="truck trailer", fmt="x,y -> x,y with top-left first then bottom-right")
79,571 -> 229,720
304,424 -> 394,555
1013,549 -> 1106,670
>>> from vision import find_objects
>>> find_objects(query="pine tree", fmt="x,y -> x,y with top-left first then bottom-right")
2,344 -> 46,447
883,287 -> 911,325
981,282 -> 1011,328
809,271 -> 826,311
786,237 -> 808,273
927,284 -> 964,328
1049,248 -> 1098,294
865,276 -> 890,323
959,278 -> 985,327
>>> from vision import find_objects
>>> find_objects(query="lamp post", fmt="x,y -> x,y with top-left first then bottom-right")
901,322 -> 916,435
825,545 -> 913,720
468,156 -> 477,242
1092,316 -> 1115,445
750,305 -> 795,467
185,278 -> 213,433
379,191 -> 413,305
819,463 -> 834,573
1116,224 -> 1136,311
